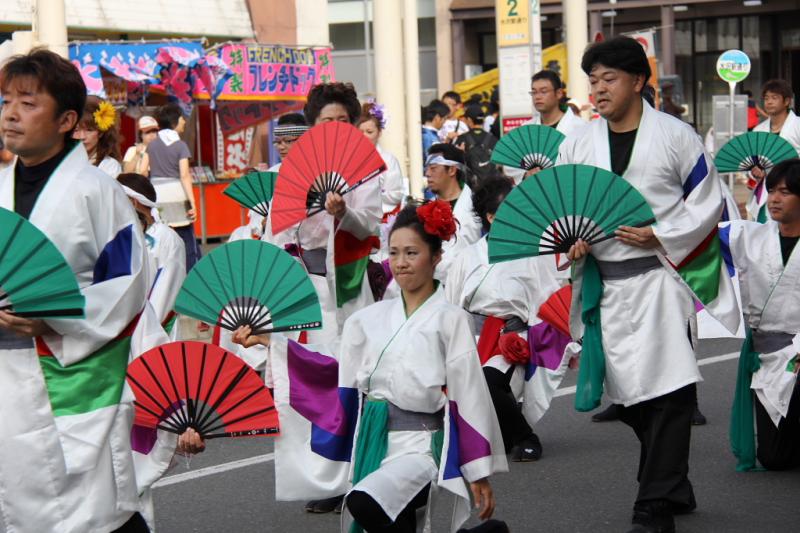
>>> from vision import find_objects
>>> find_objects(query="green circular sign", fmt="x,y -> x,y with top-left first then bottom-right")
716,50 -> 751,83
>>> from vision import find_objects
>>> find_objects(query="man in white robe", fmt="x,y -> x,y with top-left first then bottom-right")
0,50 -> 150,532
505,70 -> 587,184
725,158 -> 800,472
559,37 -> 740,533
749,79 -> 800,221
424,143 -> 482,283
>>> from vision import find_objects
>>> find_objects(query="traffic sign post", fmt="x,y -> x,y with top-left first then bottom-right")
716,49 -> 751,191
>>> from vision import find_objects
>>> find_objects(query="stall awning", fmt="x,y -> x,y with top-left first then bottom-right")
68,41 -> 232,105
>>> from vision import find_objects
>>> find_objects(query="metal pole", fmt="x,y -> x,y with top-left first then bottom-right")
403,0 -> 424,199
728,81 -> 736,194
196,108 -> 207,245
363,0 -> 373,94
531,0 -> 543,74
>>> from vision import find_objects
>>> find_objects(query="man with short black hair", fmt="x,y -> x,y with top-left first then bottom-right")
148,103 -> 199,271
528,70 -> 586,136
561,36 -> 740,533
456,103 -> 498,188
749,79 -> 800,220
438,90 -> 469,142
726,158 -> 800,473
0,48 -> 150,533
423,99 -> 450,157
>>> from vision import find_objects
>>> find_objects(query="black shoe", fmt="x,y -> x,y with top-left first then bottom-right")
305,494 -> 344,514
592,404 -> 621,422
671,491 -> 697,515
628,500 -> 675,533
691,406 -> 707,426
511,434 -> 542,462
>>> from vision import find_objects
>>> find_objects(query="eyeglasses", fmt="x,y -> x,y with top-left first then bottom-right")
272,137 -> 299,147
529,89 -> 553,97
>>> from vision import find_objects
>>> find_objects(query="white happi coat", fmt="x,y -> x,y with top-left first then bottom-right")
263,176 -> 382,345
437,184 -> 482,284
749,111 -> 800,220
145,221 -> 186,340
725,220 -> 800,426
340,288 -> 507,532
753,110 -> 800,155
376,145 -> 407,215
0,144 -> 150,532
558,101 -> 740,406
445,237 -> 573,425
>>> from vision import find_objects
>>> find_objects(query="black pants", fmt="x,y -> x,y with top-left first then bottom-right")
755,376 -> 800,470
111,513 -> 150,533
618,384 -> 696,508
346,484 -> 430,533
483,367 -> 533,453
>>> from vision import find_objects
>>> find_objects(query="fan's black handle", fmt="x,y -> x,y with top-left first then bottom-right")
587,218 -> 657,246
305,169 -> 383,218
2,308 -> 85,318
204,427 -> 280,439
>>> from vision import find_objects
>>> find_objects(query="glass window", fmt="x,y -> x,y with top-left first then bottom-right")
418,18 -> 436,47
329,23 -> 367,51
675,20 -> 692,56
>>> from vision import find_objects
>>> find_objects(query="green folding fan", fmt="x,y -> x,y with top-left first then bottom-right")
223,171 -> 278,218
714,131 -> 798,174
0,207 -> 84,318
174,240 -> 322,335
488,164 -> 656,262
490,124 -> 566,171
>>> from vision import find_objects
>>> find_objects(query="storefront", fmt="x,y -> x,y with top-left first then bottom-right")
447,0 -> 800,135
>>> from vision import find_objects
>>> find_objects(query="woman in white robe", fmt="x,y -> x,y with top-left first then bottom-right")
445,175 -> 574,461
725,159 -> 800,472
235,202 -> 507,532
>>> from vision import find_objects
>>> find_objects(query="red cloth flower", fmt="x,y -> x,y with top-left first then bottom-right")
416,200 -> 457,241
498,332 -> 530,366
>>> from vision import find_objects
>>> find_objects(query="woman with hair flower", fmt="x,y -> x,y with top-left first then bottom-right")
234,200 -> 507,533
73,95 -> 122,178
357,100 -> 407,222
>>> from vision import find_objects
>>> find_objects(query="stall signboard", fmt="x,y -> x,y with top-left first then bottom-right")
205,44 -> 336,101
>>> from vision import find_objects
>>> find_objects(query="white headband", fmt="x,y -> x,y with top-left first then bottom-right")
424,153 -> 464,170
120,184 -> 157,208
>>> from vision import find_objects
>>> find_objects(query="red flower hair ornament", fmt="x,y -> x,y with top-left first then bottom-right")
416,200 -> 458,242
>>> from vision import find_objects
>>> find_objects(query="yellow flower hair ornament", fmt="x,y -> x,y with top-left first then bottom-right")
93,101 -> 117,132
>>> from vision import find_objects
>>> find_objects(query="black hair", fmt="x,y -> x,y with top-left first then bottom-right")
304,82 -> 361,125
277,112 -> 307,127
471,173 -> 513,232
155,103 -> 184,130
766,158 -> 800,196
761,79 -> 793,101
441,90 -> 461,104
79,96 -> 121,164
428,142 -> 466,185
581,36 -> 651,89
117,172 -> 157,203
389,203 -> 443,255
642,85 -> 656,107
531,69 -> 563,91
423,99 -> 450,123
0,48 -> 86,140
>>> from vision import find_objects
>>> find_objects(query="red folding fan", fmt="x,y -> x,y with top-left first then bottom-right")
537,284 -> 572,338
270,121 -> 387,233
126,341 -> 279,440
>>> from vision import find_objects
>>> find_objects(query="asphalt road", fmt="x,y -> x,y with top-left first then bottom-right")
152,337 -> 800,533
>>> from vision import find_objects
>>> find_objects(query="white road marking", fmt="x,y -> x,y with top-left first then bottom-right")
154,351 -> 740,487
153,453 -> 275,488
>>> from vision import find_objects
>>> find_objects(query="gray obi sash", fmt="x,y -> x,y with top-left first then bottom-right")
596,256 -> 662,281
751,330 -> 795,353
387,402 -> 444,431
0,327 -> 34,350
300,248 -> 327,276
